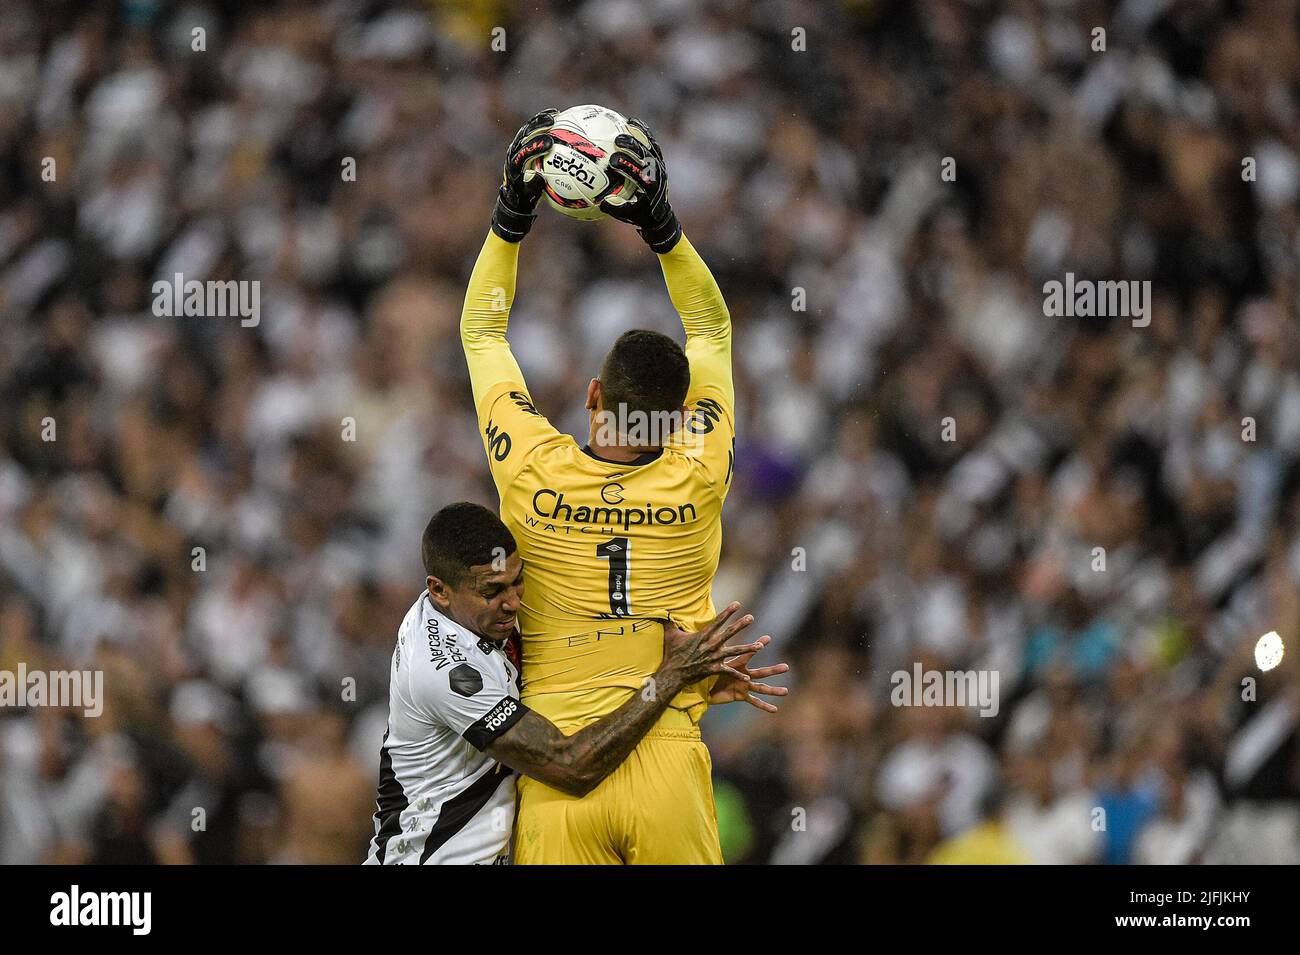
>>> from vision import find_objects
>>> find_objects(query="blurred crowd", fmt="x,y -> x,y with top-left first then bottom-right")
2,0 -> 1299,864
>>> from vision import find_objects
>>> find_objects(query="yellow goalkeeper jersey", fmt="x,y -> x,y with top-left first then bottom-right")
460,231 -> 735,732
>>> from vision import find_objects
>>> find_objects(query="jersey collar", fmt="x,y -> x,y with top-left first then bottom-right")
581,444 -> 663,467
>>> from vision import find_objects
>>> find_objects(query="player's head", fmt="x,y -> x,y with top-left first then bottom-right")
586,329 -> 690,449
422,502 -> 523,642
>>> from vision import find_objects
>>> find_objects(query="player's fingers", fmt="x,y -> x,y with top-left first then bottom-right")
705,601 -> 742,633
624,117 -> 653,139
625,117 -> 663,159
723,633 -> 769,663
612,133 -> 649,159
608,148 -> 651,189
717,664 -> 750,682
745,663 -> 790,679
608,145 -> 644,171
747,683 -> 789,697
745,694 -> 779,713
520,129 -> 554,149
719,640 -> 765,659
522,108 -> 558,134
719,633 -> 766,663
509,133 -> 552,172
509,115 -> 554,158
713,615 -> 755,646
730,633 -> 770,653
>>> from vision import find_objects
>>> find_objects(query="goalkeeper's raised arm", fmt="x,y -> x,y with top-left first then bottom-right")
461,110 -> 567,490
600,119 -> 735,483
460,109 -> 555,409
657,236 -> 734,411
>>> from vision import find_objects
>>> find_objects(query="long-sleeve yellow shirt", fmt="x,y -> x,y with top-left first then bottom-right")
461,231 -> 735,730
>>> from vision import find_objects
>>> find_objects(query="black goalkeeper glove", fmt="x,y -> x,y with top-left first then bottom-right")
490,109 -> 557,243
599,117 -> 682,254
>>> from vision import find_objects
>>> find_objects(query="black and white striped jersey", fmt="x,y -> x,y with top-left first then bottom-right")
364,593 -> 528,865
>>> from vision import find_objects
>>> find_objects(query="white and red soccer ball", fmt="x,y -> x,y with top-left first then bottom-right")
525,105 -> 643,221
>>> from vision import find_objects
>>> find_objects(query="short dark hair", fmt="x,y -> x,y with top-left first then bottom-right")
599,329 -> 690,421
421,502 -> 516,587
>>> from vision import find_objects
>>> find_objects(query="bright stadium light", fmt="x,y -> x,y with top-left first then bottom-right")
1254,631 -> 1285,672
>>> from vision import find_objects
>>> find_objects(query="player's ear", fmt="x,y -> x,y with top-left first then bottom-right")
426,575 -> 452,611
586,378 -> 601,412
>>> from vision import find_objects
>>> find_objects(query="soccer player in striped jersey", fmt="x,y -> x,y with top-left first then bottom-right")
364,502 -> 782,865
461,112 -> 767,863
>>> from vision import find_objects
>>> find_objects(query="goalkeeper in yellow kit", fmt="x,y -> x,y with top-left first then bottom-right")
460,110 -> 787,863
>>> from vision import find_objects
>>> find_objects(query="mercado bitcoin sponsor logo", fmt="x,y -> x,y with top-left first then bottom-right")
531,489 -> 697,529
426,617 -> 467,671
0,663 -> 103,717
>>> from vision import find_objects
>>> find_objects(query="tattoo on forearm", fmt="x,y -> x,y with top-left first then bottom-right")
491,686 -> 673,792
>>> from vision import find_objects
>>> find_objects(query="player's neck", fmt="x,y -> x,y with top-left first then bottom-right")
586,436 -> 662,463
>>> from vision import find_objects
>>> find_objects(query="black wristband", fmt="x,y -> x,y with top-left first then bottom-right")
491,190 -> 538,243
639,209 -> 682,254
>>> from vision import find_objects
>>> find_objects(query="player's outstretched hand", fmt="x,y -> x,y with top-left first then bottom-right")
600,117 -> 682,253
491,109 -> 557,243
658,602 -> 764,696
657,603 -> 789,712
707,633 -> 790,713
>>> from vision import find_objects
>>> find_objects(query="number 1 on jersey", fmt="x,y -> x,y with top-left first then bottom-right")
595,537 -> 631,617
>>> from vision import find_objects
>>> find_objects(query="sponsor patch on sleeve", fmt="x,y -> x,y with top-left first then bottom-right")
449,663 -> 484,697
462,697 -> 528,751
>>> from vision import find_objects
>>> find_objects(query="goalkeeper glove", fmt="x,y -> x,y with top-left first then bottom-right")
600,117 -> 682,254
491,109 -> 557,243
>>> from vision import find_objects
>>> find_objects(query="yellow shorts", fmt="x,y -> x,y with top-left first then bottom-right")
513,709 -> 723,865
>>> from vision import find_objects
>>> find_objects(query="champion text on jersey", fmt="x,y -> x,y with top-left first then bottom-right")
531,489 -> 698,529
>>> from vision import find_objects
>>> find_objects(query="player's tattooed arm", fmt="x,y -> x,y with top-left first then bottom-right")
486,705 -> 666,798
486,603 -> 768,796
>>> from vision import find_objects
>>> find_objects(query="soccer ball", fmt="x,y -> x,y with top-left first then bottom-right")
529,105 -> 643,221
